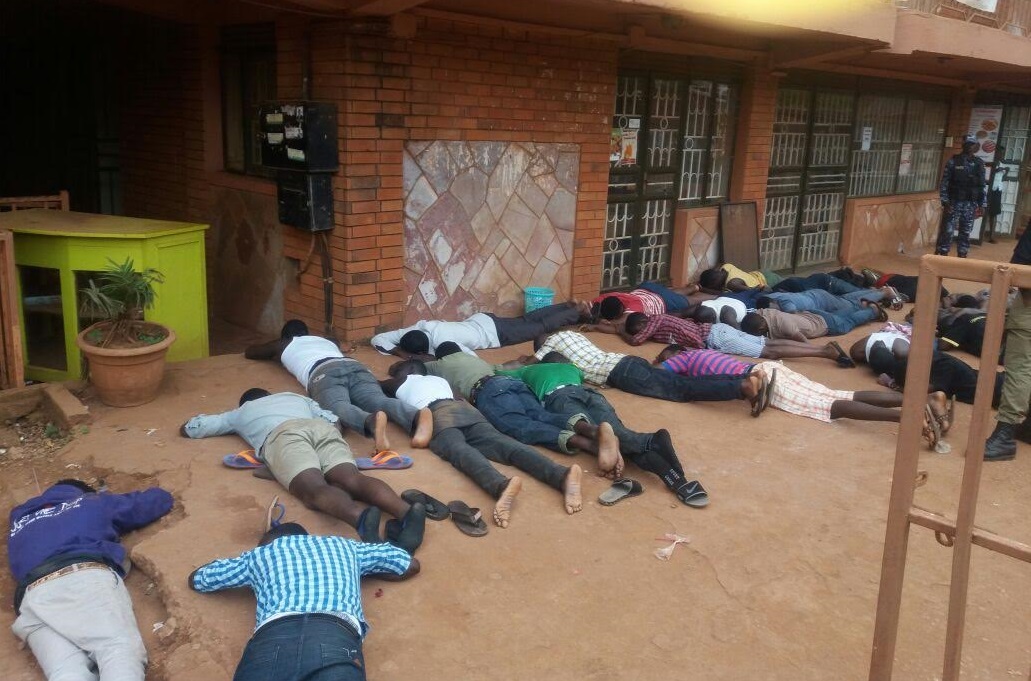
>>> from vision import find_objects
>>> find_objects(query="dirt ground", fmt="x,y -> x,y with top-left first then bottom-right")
1,242 -> 1029,680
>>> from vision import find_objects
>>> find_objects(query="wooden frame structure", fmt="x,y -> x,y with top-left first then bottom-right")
0,190 -> 70,212
868,255 -> 1031,681
0,230 -> 25,389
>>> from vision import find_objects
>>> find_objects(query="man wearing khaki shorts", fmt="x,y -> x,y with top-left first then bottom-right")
181,388 -> 426,552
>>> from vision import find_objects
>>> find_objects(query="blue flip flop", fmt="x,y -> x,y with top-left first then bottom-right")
355,450 -> 413,470
223,450 -> 262,469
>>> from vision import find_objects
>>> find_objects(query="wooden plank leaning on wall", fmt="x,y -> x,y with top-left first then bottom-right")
0,230 -> 25,389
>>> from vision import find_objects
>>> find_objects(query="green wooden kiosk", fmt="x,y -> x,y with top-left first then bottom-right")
0,210 -> 209,383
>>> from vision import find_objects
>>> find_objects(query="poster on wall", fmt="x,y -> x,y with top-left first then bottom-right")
956,0 -> 999,11
610,124 -> 639,167
861,127 -> 873,152
898,143 -> 913,176
967,105 -> 1004,163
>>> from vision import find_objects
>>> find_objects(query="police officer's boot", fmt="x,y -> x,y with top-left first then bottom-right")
984,422 -> 1018,462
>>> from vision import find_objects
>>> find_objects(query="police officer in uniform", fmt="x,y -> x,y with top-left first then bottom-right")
937,134 -> 987,258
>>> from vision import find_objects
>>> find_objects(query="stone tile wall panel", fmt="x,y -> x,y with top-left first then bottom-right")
403,140 -> 579,324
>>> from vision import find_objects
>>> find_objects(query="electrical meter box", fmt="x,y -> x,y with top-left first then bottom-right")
259,101 -> 339,172
277,173 -> 334,232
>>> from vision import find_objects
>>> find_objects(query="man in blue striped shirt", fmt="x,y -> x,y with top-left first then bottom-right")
190,522 -> 419,681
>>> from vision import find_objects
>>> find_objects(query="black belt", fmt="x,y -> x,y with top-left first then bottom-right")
468,375 -> 498,404
310,356 -> 342,373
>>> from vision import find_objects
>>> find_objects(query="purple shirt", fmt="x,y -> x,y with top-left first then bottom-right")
661,349 -> 754,377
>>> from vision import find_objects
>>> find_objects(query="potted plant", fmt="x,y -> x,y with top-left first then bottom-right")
76,257 -> 176,407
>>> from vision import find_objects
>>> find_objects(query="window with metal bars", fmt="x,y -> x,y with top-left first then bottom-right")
679,81 -> 739,203
221,24 -> 276,177
604,74 -> 739,290
849,95 -> 947,197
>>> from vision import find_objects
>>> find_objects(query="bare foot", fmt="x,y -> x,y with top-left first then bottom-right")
563,465 -> 583,515
492,476 -> 522,528
595,422 -> 623,478
373,411 -> 390,452
411,407 -> 432,448
926,391 -> 950,434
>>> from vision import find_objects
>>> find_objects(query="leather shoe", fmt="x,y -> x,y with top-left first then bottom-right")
984,422 -> 1018,462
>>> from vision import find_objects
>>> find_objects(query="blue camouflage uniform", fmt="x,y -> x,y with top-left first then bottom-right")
937,146 -> 986,258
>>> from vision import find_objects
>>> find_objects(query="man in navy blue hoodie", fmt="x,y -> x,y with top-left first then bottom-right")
8,479 -> 174,681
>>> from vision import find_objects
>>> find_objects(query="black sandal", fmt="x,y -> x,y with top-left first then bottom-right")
828,341 -> 855,368
447,501 -> 489,537
674,480 -> 710,508
401,489 -> 450,521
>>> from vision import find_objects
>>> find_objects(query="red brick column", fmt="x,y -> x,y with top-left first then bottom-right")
730,68 -> 780,228
274,16 -> 616,341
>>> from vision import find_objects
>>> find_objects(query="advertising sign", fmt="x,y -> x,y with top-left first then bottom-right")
967,105 -> 1004,163
899,143 -> 913,176
956,0 -> 999,11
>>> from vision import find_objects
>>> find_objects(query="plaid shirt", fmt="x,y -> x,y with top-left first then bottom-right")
631,314 -> 710,348
192,534 -> 411,636
534,331 -> 625,385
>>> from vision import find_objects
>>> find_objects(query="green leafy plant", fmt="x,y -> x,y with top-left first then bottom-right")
79,258 -> 166,347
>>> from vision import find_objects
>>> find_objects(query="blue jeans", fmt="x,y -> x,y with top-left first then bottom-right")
545,385 -> 652,455
235,614 -> 364,681
769,289 -> 879,313
474,376 -> 586,453
606,356 -> 742,403
639,281 -> 690,312
773,273 -> 862,295
813,306 -> 879,335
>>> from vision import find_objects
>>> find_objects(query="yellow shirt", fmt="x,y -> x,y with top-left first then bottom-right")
720,263 -> 766,289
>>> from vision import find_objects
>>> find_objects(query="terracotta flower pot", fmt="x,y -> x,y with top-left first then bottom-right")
75,322 -> 176,407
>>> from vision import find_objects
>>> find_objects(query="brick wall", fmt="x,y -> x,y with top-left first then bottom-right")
118,19 -> 208,226
730,68 -> 779,225
275,15 -> 617,340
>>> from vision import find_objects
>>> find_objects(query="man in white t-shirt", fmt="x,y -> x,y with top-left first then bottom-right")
379,359 -> 583,527
245,320 -> 432,450
371,302 -> 590,359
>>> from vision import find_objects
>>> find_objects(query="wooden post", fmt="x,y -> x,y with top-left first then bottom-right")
869,255 -> 1031,680
942,264 -> 1012,680
868,257 -> 943,680
0,229 -> 25,389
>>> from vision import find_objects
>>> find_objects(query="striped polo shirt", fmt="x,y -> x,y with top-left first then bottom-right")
661,349 -> 755,377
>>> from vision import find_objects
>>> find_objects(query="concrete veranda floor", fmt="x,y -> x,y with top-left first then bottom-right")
1,241 -> 1029,680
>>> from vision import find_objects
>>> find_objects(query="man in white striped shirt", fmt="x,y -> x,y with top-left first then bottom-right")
190,522 -> 418,681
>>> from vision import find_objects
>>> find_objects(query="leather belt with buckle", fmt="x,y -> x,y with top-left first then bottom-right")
27,562 -> 110,591
468,375 -> 496,404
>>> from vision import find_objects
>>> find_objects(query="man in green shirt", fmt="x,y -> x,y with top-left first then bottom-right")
500,353 -> 708,508
422,342 -> 621,476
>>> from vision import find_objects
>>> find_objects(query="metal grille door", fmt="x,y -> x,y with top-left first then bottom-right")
762,89 -> 854,271
996,106 -> 1030,236
604,76 -> 681,289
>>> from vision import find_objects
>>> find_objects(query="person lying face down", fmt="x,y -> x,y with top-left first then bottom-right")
245,319 -> 433,451
423,341 -> 617,466
521,351 -> 708,507
652,344 -> 951,447
9,479 -> 174,681
370,302 -> 591,359
380,356 -> 584,525
181,387 -> 427,553
190,521 -> 419,681
619,312 -> 711,348
589,281 -> 697,322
